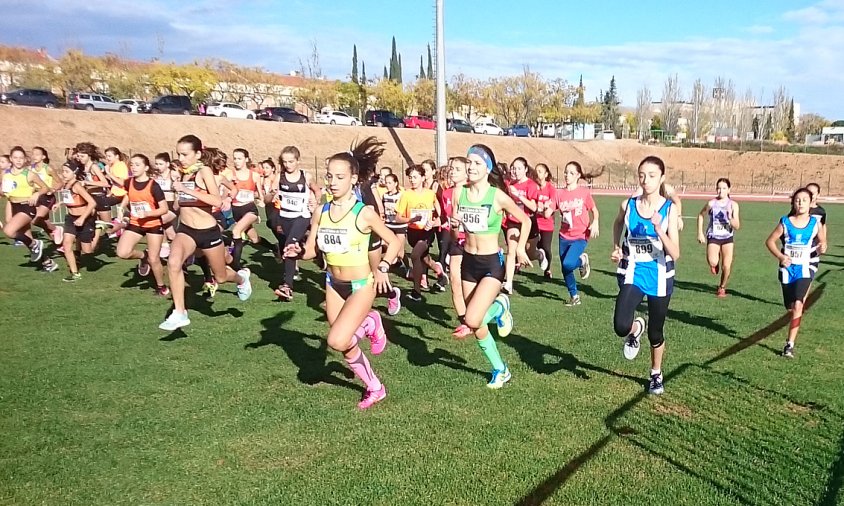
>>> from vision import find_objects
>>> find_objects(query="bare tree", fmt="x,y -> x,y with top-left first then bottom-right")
771,85 -> 789,134
298,39 -> 322,79
688,78 -> 710,142
711,76 -> 736,137
635,85 -> 652,141
660,74 -> 682,136
736,88 -> 756,141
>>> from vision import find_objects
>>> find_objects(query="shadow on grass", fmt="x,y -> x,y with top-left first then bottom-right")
383,318 -> 487,379
245,310 -> 361,393
821,430 -> 844,506
674,279 -> 778,305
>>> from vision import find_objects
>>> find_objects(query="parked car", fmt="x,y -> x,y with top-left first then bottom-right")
600,129 -> 617,140
474,121 -> 503,135
256,107 -> 309,123
405,115 -> 436,129
0,88 -> 60,108
506,124 -> 532,137
365,109 -> 405,127
205,102 -> 255,119
540,124 -> 560,138
118,99 -> 145,113
142,95 -> 193,115
315,110 -> 358,126
69,92 -> 131,112
446,118 -> 474,133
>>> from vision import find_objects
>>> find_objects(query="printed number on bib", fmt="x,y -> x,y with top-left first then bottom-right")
460,206 -> 489,232
713,221 -> 731,234
156,178 -> 172,191
410,209 -> 431,227
57,189 -> 75,205
629,238 -> 661,263
130,201 -> 152,217
785,244 -> 811,264
318,227 -> 350,253
236,189 -> 255,203
281,193 -> 306,213
178,181 -> 197,202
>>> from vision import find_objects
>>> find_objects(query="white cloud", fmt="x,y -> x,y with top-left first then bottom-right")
744,25 -> 774,34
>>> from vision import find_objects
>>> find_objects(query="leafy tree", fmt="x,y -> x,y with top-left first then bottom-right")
383,66 -> 388,80
389,36 -> 398,82
426,44 -> 433,80
361,61 -> 367,84
785,99 -> 795,142
752,115 -> 760,139
293,78 -> 337,115
351,45 -> 358,84
54,49 -> 101,96
650,114 -> 663,132
831,120 -> 844,127
371,79 -> 411,115
418,55 -> 425,80
764,113 -> 773,140
540,78 -> 574,124
410,78 -> 435,116
149,62 -> 217,102
450,73 -> 482,121
16,64 -> 57,91
397,53 -> 402,84
600,76 -> 620,135
797,113 -> 829,139
336,81 -> 364,117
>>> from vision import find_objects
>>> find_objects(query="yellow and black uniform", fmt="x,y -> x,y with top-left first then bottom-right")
2,168 -> 37,218
105,161 -> 129,208
316,201 -> 372,299
125,178 -> 166,235
31,163 -> 56,208
396,188 -> 437,247
58,182 -> 95,242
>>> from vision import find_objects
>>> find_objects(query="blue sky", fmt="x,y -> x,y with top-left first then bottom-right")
4,0 -> 844,117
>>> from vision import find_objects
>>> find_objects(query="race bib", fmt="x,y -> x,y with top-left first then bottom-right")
57,189 -> 74,205
1,178 -> 15,193
178,181 -> 197,202
318,227 -> 349,253
130,201 -> 152,217
629,238 -> 662,263
562,210 -> 574,228
236,189 -> 255,203
281,193 -> 307,213
785,244 -> 811,264
156,178 -> 172,191
460,206 -> 489,233
410,209 -> 432,227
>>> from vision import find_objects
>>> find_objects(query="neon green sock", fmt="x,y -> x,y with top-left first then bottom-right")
482,300 -> 503,325
477,335 -> 505,371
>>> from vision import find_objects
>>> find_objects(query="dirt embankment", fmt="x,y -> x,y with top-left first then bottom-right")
1,107 -> 842,194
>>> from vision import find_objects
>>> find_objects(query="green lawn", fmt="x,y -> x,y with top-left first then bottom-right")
1,197 -> 842,505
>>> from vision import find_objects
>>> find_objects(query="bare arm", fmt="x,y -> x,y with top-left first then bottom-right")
765,223 -> 787,264
730,202 -> 741,231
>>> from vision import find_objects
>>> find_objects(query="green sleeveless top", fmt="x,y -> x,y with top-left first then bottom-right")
457,185 -> 502,235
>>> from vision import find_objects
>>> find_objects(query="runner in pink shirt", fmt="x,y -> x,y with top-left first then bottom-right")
552,161 -> 600,306
534,163 -> 556,278
503,157 -> 539,293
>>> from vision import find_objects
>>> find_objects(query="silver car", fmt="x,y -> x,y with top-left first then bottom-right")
70,93 -> 131,112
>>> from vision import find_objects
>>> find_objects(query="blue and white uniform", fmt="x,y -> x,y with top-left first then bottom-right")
707,198 -> 734,242
617,197 -> 674,297
779,215 -> 820,284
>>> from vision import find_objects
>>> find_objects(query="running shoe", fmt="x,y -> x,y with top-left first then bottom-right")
62,272 -> 81,283
716,287 -> 727,298
236,268 -> 253,301
494,294 -> 513,337
358,385 -> 387,410
57,247 -> 64,254
30,239 -> 43,263
95,220 -> 112,230
42,259 -> 59,273
501,281 -> 513,295
433,261 -> 448,286
452,324 -> 472,339
544,270 -> 553,279
108,218 -> 124,239
565,295 -> 582,307
623,317 -> 645,360
137,250 -> 151,277
159,310 -> 190,331
431,282 -> 447,293
274,284 -> 293,301
13,240 -> 23,247
155,285 -> 171,297
710,265 -> 720,275
51,226 -> 64,245
293,269 -> 302,282
368,311 -> 388,355
579,253 -> 591,279
159,242 -> 170,259
538,249 -> 549,272
420,274 -> 429,291
205,279 -> 219,299
782,342 -> 795,359
387,287 -> 402,316
406,290 -> 423,302
487,366 -> 512,389
648,373 -> 664,395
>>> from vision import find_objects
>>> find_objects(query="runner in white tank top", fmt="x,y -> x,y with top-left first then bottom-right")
696,178 -> 741,297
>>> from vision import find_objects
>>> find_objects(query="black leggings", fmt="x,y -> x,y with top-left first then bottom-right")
439,230 -> 454,265
277,216 -> 310,287
613,283 -> 670,348
539,231 -> 553,271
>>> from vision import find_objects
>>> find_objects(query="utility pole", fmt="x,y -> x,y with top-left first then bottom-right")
435,0 -> 447,167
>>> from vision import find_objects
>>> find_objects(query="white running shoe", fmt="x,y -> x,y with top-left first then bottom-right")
623,317 -> 645,360
579,253 -> 591,279
487,366 -> 512,389
159,310 -> 190,331
30,239 -> 43,263
538,249 -> 549,272
236,268 -> 253,301
52,226 -> 64,245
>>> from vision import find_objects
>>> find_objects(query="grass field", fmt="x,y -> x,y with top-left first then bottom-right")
1,197 -> 843,505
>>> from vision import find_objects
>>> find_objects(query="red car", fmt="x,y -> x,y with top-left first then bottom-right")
404,115 -> 436,129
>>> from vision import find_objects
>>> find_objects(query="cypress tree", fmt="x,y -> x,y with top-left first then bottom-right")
419,55 -> 425,80
426,44 -> 433,79
351,45 -> 358,84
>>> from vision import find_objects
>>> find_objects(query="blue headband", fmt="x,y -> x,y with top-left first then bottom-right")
467,146 -> 494,173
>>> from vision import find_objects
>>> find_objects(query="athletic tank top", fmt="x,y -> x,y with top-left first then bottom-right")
156,171 -> 174,200
31,162 -> 52,188
317,201 -> 370,267
128,178 -> 163,228
177,166 -> 212,210
779,215 -> 820,284
84,163 -> 106,194
278,170 -> 310,219
232,170 -> 257,205
707,198 -> 734,240
57,183 -> 86,208
617,197 -> 675,297
382,191 -> 403,230
1,169 -> 33,199
457,185 -> 502,235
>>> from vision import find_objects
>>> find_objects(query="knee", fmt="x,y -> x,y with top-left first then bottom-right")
116,247 -> 133,260
613,313 -> 631,337
326,330 -> 352,353
562,257 -> 579,273
147,255 -> 162,268
464,312 -> 483,330
647,329 -> 665,348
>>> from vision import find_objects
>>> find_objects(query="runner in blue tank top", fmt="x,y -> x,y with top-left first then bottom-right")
696,178 -> 741,298
765,187 -> 827,358
611,156 -> 681,395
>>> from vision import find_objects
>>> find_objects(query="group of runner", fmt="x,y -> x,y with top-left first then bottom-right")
0,137 -> 830,408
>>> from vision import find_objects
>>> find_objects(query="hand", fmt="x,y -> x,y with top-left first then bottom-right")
410,214 -> 423,223
678,217 -> 685,231
74,217 -> 84,227
610,246 -> 623,264
308,194 -> 317,213
52,203 -> 59,212
697,233 -> 706,245
283,242 -> 302,258
589,223 -> 600,239
28,195 -> 38,206
449,216 -> 461,228
374,271 -> 392,294
779,255 -> 792,267
820,242 -> 828,255
543,208 -> 553,219
516,247 -> 532,268
221,198 -> 232,212
649,212 -> 663,227
172,181 -> 186,193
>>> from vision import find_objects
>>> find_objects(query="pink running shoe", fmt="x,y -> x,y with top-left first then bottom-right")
51,226 -> 64,245
387,287 -> 401,316
358,385 -> 387,410
368,311 -> 388,355
452,324 -> 472,339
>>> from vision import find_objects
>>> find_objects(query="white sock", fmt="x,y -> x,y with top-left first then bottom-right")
650,369 -> 661,377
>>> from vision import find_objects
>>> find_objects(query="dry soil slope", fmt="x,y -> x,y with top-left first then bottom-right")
1,107 -> 842,194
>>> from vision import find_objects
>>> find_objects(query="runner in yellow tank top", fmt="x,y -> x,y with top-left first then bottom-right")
29,146 -> 65,248
2,146 -> 49,264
